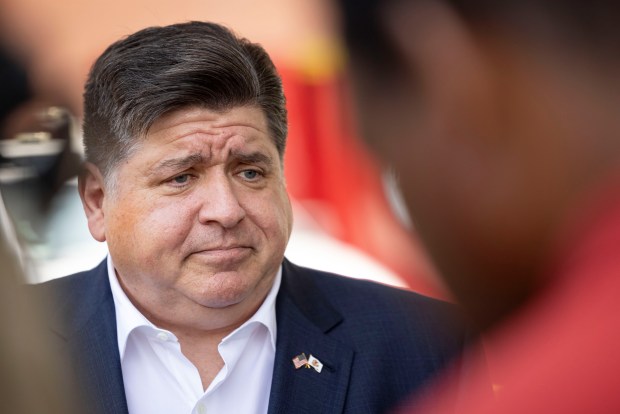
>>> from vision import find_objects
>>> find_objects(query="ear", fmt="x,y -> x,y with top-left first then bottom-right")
78,162 -> 107,242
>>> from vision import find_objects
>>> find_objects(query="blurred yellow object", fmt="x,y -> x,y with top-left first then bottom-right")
291,36 -> 345,83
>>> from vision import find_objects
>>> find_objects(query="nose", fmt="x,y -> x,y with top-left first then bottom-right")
197,171 -> 246,228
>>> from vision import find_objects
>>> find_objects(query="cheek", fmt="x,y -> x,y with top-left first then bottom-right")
243,188 -> 292,241
144,204 -> 193,239
106,196 -> 193,256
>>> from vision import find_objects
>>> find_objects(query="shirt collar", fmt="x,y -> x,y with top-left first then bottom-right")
107,255 -> 281,359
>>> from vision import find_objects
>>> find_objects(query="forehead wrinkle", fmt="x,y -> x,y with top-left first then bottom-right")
152,120 -> 266,143
211,120 -> 267,135
148,104 -> 269,138
164,127 -> 265,154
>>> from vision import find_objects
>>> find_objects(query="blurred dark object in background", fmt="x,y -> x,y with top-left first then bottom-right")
1,105 -> 82,201
1,45 -> 83,271
1,44 -> 81,197
0,47 -> 32,136
0,44 -> 82,413
0,104 -> 83,272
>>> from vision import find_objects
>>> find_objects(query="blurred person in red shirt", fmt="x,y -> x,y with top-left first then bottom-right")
339,0 -> 620,412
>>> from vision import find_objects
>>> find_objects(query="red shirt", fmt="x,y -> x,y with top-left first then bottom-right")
403,182 -> 620,413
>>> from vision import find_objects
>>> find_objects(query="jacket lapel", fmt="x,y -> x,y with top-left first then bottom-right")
48,258 -> 354,414
50,260 -> 129,414
268,260 -> 355,414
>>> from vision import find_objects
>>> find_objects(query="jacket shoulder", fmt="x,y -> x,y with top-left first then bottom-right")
283,260 -> 471,354
29,260 -> 110,336
289,261 -> 460,321
33,260 -> 107,296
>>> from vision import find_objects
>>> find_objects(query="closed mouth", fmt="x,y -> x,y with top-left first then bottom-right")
191,246 -> 253,261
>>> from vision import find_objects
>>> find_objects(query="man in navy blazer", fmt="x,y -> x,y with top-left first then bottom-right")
38,21 -> 476,414
42,258 -> 470,414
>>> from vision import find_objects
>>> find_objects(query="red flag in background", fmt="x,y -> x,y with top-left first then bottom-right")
278,64 -> 447,299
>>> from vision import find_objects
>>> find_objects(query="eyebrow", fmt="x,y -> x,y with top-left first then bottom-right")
151,153 -> 205,175
230,150 -> 274,168
149,150 -> 274,177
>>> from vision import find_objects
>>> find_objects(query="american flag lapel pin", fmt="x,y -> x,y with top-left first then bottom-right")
308,354 -> 323,373
292,353 -> 308,370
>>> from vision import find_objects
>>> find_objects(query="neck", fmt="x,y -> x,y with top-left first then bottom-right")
175,328 -> 230,391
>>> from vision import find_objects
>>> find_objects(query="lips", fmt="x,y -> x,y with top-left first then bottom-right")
197,244 -> 252,252
190,245 -> 253,263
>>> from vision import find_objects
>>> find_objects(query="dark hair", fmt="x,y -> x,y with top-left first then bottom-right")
83,21 -> 287,181
339,0 -> 407,83
340,0 -> 620,68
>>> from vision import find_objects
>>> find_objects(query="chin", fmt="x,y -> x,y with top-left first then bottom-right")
192,280 -> 252,309
204,291 -> 247,308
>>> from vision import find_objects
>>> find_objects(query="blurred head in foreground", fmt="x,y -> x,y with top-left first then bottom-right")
340,0 -> 620,330
0,233 -> 79,413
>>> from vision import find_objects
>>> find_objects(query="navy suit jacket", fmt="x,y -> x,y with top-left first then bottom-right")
38,258 -> 472,414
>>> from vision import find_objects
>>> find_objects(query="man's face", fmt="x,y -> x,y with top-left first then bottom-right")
90,106 -> 293,330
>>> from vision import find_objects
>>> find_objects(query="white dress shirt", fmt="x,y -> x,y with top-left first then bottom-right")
107,256 -> 279,414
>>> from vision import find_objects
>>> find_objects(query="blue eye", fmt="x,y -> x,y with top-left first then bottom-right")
173,174 -> 190,184
242,170 -> 259,180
